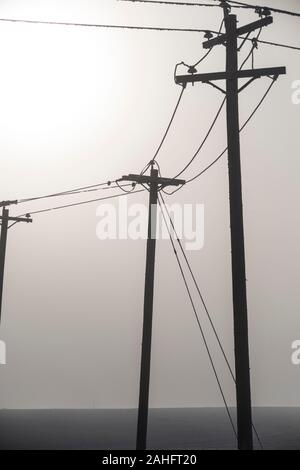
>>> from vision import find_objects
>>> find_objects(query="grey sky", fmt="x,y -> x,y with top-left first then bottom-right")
0,0 -> 299,409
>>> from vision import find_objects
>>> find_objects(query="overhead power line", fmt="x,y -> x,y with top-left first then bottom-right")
0,17 -> 208,33
119,0 -> 248,9
157,193 -> 238,440
174,97 -> 226,179
17,182 -> 134,204
152,84 -> 186,161
253,38 -> 300,51
121,0 -> 300,18
0,17 -> 298,51
224,0 -> 300,19
17,189 -> 144,217
185,76 -> 277,183
172,26 -> 261,181
159,192 -> 264,449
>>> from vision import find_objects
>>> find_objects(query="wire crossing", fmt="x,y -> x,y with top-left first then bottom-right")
159,192 -> 264,449
184,76 -> 277,184
122,0 -> 300,19
157,194 -> 238,441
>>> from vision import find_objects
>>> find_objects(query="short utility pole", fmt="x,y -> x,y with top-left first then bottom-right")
119,164 -> 185,450
175,10 -> 286,450
0,202 -> 32,325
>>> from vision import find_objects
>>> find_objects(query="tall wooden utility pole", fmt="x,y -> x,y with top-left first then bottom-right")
175,12 -> 286,449
0,204 -> 32,324
119,164 -> 185,450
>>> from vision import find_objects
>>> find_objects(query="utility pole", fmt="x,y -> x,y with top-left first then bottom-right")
175,11 -> 286,450
119,164 -> 185,450
0,203 -> 32,324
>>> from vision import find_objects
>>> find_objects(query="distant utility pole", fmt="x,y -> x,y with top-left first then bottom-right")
175,11 -> 286,450
0,203 -> 32,325
119,164 -> 185,450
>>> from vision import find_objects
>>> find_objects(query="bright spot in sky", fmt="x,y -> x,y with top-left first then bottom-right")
0,21 -> 119,153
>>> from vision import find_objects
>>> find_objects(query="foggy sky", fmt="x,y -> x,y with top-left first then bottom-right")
0,0 -> 299,409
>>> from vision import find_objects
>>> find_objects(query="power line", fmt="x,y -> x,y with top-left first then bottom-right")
254,38 -> 300,51
0,17 -> 208,33
152,84 -> 186,161
225,0 -> 300,19
175,18 -> 223,73
119,0 -> 247,8
239,27 -> 262,70
17,188 -> 144,217
170,25 -> 254,184
121,0 -> 300,18
185,76 -> 277,183
157,193 -> 238,441
0,17 -> 298,51
17,182 -> 133,204
162,17 -> 225,183
173,97 -> 226,179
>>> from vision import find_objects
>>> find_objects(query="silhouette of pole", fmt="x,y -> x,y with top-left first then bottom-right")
225,14 -> 253,450
118,166 -> 185,450
175,11 -> 285,450
0,205 -> 32,326
136,164 -> 158,450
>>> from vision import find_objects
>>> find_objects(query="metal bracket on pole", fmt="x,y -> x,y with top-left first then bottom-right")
202,16 -> 273,49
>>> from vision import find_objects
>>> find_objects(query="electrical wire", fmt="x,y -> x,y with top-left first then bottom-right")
159,192 -> 264,449
174,17 -> 223,75
0,17 -> 209,34
163,75 -> 277,191
185,76 -> 277,184
157,194 -> 238,441
169,18 -> 261,186
173,97 -> 226,179
0,17 -> 298,51
119,0 -> 249,9
16,189 -> 145,217
17,182 -> 133,204
115,180 -> 137,193
152,84 -> 186,161
224,0 -> 300,18
121,0 -> 300,18
253,38 -> 300,51
239,27 -> 262,70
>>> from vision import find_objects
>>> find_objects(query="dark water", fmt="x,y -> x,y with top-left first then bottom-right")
0,408 -> 299,450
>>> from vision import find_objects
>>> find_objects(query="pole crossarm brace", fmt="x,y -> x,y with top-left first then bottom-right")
175,66 -> 286,87
203,16 -> 273,49
119,174 -> 185,188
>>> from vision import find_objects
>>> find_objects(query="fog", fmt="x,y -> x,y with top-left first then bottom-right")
0,0 -> 299,408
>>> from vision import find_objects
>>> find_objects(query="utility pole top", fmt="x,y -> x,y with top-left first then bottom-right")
203,16 -> 273,49
118,173 -> 185,188
175,15 -> 286,91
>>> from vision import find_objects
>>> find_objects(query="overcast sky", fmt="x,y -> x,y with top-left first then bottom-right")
0,0 -> 299,409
